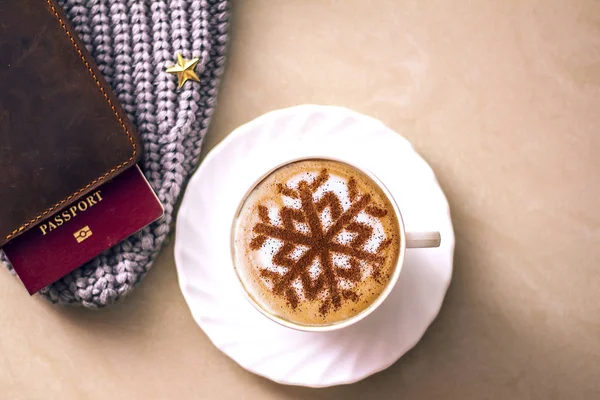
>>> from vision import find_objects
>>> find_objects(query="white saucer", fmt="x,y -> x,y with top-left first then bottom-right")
174,105 -> 454,387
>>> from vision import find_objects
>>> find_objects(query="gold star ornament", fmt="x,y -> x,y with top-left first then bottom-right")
166,53 -> 200,89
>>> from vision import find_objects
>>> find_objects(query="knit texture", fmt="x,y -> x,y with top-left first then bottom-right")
2,0 -> 229,308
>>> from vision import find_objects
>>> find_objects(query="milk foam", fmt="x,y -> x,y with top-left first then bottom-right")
253,171 -> 387,297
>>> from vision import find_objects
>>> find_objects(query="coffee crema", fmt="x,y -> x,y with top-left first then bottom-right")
232,159 -> 401,327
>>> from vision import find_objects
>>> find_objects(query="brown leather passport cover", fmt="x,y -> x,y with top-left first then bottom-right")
0,0 -> 141,246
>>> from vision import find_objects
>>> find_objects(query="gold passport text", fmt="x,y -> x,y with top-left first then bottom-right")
39,191 -> 104,235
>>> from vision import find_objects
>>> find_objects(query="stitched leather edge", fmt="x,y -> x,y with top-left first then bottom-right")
4,0 -> 137,242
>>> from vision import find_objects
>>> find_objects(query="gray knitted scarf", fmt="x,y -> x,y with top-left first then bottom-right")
2,0 -> 229,308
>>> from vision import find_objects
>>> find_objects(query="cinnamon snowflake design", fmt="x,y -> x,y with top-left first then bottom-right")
249,169 -> 393,315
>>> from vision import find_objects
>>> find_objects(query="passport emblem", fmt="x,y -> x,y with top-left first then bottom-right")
74,226 -> 93,243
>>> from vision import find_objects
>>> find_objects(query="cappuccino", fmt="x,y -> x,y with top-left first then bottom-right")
232,159 -> 400,327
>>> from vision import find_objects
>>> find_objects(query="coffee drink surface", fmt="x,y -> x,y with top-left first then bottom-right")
232,159 -> 401,327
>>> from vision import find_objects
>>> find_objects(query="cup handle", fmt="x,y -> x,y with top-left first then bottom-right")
405,231 -> 441,248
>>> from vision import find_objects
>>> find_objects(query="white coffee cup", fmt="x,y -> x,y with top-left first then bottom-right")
231,156 -> 440,332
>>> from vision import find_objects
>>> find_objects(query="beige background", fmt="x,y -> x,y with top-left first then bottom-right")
2,0 -> 600,398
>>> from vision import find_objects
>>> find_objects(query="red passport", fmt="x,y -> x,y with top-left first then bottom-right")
3,166 -> 164,294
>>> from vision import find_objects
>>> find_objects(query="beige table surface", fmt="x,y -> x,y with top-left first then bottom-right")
2,0 -> 600,399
